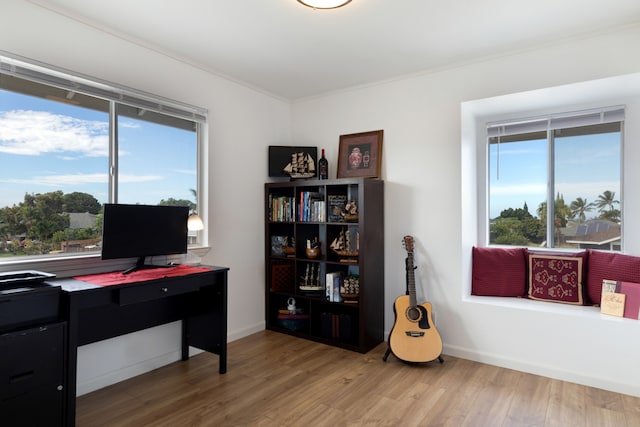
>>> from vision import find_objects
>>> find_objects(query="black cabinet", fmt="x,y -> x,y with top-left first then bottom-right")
0,321 -> 66,427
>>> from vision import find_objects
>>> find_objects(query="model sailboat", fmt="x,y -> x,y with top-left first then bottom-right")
283,152 -> 316,179
330,228 -> 359,262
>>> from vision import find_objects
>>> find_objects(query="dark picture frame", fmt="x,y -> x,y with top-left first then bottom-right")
337,130 -> 383,178
268,146 -> 318,178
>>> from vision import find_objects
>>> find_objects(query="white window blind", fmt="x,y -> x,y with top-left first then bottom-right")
0,50 -> 207,123
487,106 -> 625,138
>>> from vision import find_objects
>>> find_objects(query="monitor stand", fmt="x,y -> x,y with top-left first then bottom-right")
122,256 -> 175,275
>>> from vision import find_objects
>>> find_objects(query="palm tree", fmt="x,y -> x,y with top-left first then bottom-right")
570,197 -> 593,223
595,190 -> 619,213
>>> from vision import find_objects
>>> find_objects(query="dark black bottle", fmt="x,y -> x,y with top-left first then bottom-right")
318,148 -> 328,180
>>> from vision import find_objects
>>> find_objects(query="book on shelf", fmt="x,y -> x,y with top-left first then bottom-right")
328,194 -> 347,222
325,271 -> 343,303
601,279 -> 640,320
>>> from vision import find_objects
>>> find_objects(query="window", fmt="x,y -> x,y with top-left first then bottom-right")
0,53 -> 206,262
487,107 -> 623,250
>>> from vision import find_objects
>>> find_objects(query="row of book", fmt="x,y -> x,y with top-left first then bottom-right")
268,192 -> 352,223
299,191 -> 325,222
600,280 -> 640,319
268,195 -> 295,222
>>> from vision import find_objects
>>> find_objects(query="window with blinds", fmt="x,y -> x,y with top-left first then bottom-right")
0,51 -> 207,261
487,106 -> 623,250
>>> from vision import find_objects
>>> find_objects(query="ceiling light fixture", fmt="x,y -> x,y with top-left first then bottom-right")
297,0 -> 352,10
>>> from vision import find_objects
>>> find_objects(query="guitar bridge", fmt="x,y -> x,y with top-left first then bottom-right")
405,331 -> 425,337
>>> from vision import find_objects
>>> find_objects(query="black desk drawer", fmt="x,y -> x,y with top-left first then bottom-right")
0,322 -> 65,399
0,286 -> 59,333
118,274 -> 212,306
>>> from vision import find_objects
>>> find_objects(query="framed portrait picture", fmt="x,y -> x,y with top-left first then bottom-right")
337,130 -> 383,178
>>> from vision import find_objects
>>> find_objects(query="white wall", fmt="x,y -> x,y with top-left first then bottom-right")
291,25 -> 640,396
3,1 -> 290,394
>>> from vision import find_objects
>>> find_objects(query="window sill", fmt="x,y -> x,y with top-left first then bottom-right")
463,294 -> 636,323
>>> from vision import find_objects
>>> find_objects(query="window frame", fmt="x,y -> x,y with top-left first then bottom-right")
0,51 -> 209,275
486,113 -> 623,249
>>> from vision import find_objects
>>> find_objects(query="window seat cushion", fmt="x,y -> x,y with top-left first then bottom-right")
472,246 -> 527,297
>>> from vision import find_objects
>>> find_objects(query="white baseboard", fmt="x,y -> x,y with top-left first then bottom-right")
443,343 -> 640,398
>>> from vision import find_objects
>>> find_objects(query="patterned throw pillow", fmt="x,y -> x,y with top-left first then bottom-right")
528,253 -> 585,305
471,246 -> 527,297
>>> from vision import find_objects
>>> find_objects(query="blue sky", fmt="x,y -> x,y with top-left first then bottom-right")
489,132 -> 621,219
0,89 -> 197,209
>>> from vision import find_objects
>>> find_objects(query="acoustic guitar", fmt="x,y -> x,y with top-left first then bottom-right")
385,235 -> 443,363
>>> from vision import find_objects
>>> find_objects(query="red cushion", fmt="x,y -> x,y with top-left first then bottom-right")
528,252 -> 586,305
472,247 -> 526,297
587,250 -> 640,306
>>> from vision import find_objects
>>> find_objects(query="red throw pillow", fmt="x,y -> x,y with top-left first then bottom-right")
528,252 -> 586,305
587,250 -> 640,306
472,247 -> 527,297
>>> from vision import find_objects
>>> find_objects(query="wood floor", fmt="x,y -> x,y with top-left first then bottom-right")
77,330 -> 640,427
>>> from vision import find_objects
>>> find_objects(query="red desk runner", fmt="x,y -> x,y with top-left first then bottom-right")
73,265 -> 213,286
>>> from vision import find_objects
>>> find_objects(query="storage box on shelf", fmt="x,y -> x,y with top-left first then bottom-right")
264,178 -> 384,352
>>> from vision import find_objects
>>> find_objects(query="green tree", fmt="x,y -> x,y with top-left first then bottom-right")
595,190 -> 620,222
158,198 -> 195,210
63,192 -> 102,214
490,217 -> 530,246
570,197 -> 593,223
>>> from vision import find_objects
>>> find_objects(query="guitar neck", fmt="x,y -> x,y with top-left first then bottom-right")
407,252 -> 417,308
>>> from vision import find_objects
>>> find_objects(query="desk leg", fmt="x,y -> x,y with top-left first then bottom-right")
181,320 -> 189,361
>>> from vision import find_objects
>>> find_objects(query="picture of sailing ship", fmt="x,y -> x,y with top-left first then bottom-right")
330,227 -> 359,262
283,152 -> 316,179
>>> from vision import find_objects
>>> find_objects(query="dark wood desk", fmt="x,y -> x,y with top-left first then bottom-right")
56,265 -> 229,427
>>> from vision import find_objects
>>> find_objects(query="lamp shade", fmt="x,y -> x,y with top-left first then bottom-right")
297,0 -> 352,9
187,213 -> 204,231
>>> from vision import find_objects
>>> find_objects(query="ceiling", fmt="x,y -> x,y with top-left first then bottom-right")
30,0 -> 640,100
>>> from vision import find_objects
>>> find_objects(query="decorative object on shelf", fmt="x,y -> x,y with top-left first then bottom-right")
337,130 -> 383,178
318,148 -> 329,179
270,261 -> 295,292
342,200 -> 358,222
268,145 -> 318,178
305,238 -> 321,259
282,236 -> 296,257
271,235 -> 286,256
330,227 -> 359,262
299,262 -> 324,292
340,275 -> 360,303
297,0 -> 352,10
287,297 -> 297,314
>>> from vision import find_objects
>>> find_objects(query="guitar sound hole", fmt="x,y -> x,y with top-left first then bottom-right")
406,307 -> 422,322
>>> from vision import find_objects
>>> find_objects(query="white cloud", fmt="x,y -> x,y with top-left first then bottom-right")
0,173 -> 162,187
0,110 -> 108,157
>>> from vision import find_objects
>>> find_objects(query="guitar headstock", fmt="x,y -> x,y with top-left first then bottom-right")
402,235 -> 414,253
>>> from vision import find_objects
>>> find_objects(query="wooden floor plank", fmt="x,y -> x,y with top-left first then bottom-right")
76,331 -> 640,427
